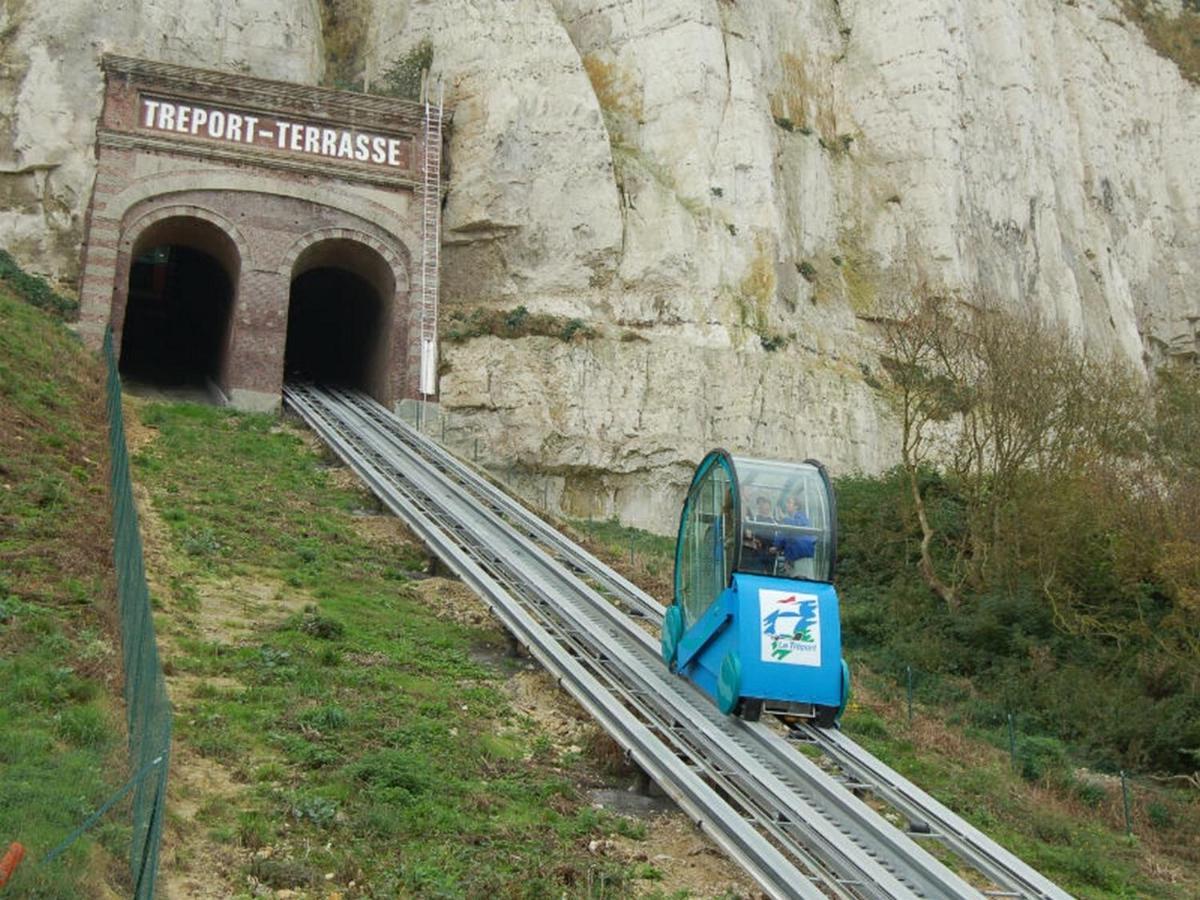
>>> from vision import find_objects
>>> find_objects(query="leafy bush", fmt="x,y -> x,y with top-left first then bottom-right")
378,38 -> 434,101
0,249 -> 78,318
298,605 -> 345,640
445,306 -> 597,343
1015,735 -> 1070,783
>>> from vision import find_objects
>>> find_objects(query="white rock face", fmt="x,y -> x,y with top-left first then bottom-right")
3,0 -> 1198,532
372,0 -> 1199,531
0,0 -> 323,283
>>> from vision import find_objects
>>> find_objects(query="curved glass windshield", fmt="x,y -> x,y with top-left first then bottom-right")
675,453 -> 737,629
732,456 -> 835,582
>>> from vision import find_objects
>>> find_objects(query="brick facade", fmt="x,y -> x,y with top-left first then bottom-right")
79,56 -> 432,411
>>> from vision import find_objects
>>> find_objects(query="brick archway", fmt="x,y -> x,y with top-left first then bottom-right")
113,207 -> 246,393
78,55 -> 435,412
282,231 -> 412,404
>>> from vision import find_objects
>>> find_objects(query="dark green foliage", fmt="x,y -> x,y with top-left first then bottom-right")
296,605 -> 346,640
0,249 -> 78,318
835,470 -> 1200,774
445,305 -> 597,343
377,38 -> 434,101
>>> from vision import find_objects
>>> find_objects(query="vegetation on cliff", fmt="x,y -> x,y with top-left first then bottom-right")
1124,0 -> 1200,84
865,292 -> 1200,774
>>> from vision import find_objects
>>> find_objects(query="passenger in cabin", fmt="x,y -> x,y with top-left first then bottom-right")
774,493 -> 816,577
742,494 -> 777,571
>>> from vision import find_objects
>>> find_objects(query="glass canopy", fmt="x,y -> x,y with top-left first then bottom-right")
674,451 -> 837,629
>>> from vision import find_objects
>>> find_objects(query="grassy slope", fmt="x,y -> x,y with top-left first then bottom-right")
571,519 -> 1200,899
0,288 -> 127,896
131,402 -> 686,898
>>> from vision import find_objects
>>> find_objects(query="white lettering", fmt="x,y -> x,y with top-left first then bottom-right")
140,99 -> 407,171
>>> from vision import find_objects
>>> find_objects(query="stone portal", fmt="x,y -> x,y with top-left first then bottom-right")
78,55 -> 434,412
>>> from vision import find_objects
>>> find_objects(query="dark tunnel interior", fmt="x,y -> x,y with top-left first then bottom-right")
118,245 -> 233,387
284,267 -> 385,393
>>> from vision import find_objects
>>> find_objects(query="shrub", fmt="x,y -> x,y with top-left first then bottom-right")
0,249 -> 78,318
378,38 -> 434,100
298,605 -> 345,640
1015,735 -> 1070,783
445,306 -> 597,344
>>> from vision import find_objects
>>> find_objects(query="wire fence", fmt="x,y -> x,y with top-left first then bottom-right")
103,327 -> 171,898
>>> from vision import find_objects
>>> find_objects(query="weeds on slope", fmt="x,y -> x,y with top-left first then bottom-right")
132,402 -> 658,897
0,288 -> 127,896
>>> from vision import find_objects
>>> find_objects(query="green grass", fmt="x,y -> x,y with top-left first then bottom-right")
840,666 -> 1199,898
568,516 -> 676,599
564,505 -> 1198,896
0,287 -> 126,896
133,401 -> 655,896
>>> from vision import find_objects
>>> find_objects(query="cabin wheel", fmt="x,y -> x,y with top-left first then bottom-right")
661,604 -> 684,670
814,705 -> 838,728
716,651 -> 743,715
738,698 -> 764,722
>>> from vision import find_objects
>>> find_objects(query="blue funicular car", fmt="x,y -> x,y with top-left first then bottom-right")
661,450 -> 850,725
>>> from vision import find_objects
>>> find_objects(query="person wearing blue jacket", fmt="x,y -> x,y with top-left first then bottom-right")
774,494 -> 815,574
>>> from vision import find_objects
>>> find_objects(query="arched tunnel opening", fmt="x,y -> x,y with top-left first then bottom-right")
284,239 -> 394,403
118,218 -> 238,389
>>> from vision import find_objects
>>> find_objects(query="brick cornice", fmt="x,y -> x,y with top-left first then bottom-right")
102,54 -> 427,132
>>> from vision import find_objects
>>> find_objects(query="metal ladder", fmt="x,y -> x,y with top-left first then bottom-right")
417,82 -> 444,428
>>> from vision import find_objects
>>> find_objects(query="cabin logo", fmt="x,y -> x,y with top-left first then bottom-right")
759,589 -> 821,667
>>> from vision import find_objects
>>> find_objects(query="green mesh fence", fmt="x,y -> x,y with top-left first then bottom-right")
103,328 -> 172,899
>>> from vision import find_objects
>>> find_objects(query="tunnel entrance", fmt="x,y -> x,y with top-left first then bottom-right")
118,218 -> 238,390
283,239 -> 394,402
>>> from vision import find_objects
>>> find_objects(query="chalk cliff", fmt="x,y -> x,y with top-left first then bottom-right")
3,0 -> 1197,531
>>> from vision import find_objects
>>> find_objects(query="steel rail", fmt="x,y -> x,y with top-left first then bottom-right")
283,384 -> 824,899
287,386 -> 991,900
344,390 -> 1073,900
329,391 -> 985,898
329,388 -> 661,621
796,726 -> 1074,900
297,387 -> 910,897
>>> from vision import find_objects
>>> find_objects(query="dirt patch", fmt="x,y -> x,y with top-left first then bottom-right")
186,575 -> 310,644
413,576 -> 497,630
505,668 -> 597,749
159,746 -> 244,900
347,510 -> 412,547
505,668 -> 762,897
607,813 -> 763,898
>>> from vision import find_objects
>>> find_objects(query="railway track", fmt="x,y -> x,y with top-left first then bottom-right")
284,383 -> 1072,900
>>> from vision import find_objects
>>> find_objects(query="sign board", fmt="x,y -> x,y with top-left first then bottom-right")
758,588 -> 822,667
140,95 -> 411,169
